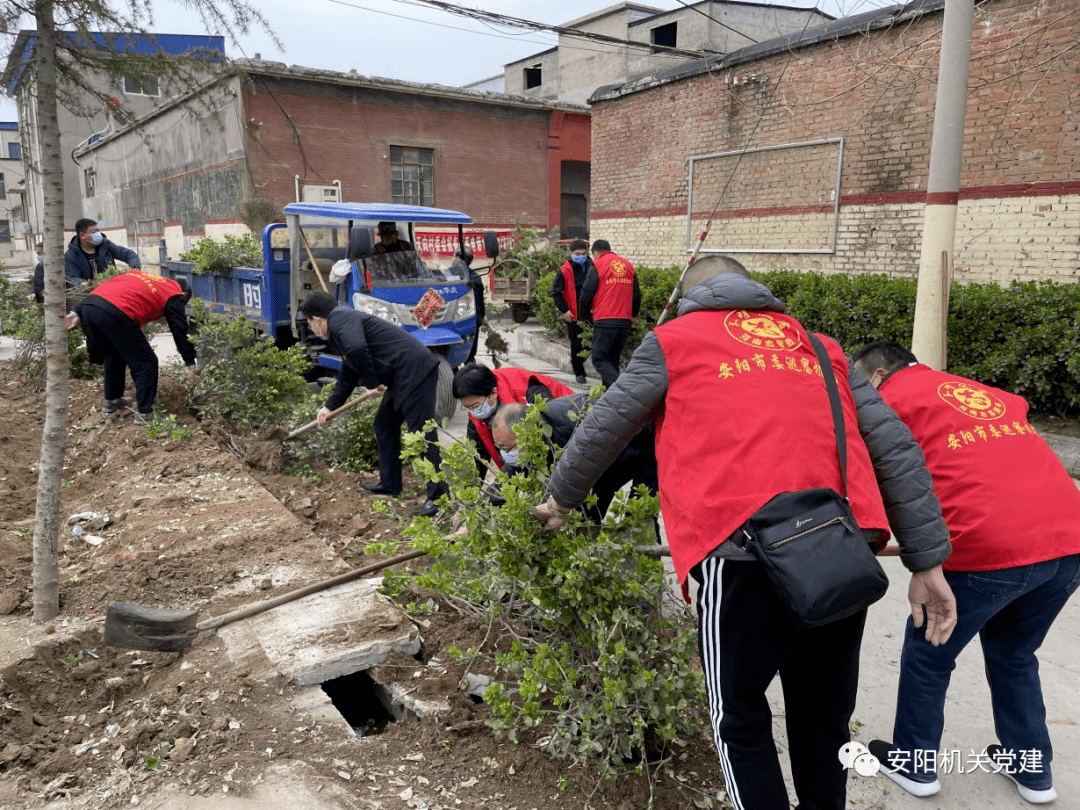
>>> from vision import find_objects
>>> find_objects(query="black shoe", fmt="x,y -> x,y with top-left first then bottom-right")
409,499 -> 438,518
103,397 -> 135,413
575,375 -> 588,385
360,482 -> 400,496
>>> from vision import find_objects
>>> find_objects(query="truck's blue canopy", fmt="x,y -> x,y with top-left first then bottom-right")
283,202 -> 472,224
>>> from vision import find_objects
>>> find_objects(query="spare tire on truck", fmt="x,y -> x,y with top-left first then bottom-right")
434,356 -> 457,424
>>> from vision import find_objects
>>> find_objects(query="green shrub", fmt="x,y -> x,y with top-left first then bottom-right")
282,391 -> 381,474
388,401 -> 704,781
189,300 -> 310,427
755,271 -> 1080,416
0,271 -> 101,379
179,233 -> 262,275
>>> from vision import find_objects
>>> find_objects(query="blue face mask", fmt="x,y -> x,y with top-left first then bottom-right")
89,231 -> 104,246
500,448 -> 520,465
570,253 -> 587,265
467,400 -> 495,421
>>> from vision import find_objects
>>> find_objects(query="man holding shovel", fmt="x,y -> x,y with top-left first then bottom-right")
299,291 -> 447,517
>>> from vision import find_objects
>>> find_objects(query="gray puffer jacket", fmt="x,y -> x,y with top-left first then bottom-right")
547,273 -> 951,573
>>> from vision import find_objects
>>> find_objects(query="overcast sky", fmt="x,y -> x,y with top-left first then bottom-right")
1,0 -> 891,123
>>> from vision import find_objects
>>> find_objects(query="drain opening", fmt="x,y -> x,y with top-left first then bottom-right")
321,669 -> 396,738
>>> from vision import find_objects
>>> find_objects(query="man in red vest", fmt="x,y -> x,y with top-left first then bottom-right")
451,362 -> 573,478
551,239 -> 592,384
65,270 -> 198,425
580,239 -> 640,387
853,341 -> 1080,804
534,255 -> 956,810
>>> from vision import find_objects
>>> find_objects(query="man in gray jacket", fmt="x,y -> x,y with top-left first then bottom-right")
534,255 -> 957,810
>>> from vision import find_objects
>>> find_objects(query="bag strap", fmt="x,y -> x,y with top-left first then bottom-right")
807,332 -> 849,499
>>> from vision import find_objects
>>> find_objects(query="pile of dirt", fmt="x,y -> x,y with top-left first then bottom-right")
0,365 -> 729,810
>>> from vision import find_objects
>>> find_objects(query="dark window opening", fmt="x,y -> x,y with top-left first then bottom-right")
524,65 -> 542,89
7,142 -> 20,160
84,167 -> 96,197
390,145 -> 434,207
123,75 -> 160,96
0,220 -> 10,244
651,22 -> 678,49
321,670 -> 397,738
0,171 -> 5,196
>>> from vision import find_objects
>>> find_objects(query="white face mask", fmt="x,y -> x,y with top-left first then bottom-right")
500,448 -> 520,465
467,399 -> 495,420
89,231 -> 104,246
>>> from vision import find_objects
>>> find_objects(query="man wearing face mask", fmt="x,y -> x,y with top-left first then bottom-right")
491,397 -> 657,523
551,239 -> 592,385
64,218 -> 142,285
452,362 -> 574,479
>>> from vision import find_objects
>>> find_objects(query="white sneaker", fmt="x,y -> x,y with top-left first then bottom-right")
987,744 -> 1056,804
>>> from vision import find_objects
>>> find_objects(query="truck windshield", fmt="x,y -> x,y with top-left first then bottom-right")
364,250 -> 451,285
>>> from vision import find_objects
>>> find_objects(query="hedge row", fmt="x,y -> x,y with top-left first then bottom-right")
528,264 -> 1080,416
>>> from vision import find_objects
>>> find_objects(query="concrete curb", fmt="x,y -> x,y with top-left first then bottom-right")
512,321 -> 599,383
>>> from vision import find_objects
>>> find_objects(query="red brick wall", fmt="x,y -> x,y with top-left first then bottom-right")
589,0 -> 1079,281
241,81 -> 554,229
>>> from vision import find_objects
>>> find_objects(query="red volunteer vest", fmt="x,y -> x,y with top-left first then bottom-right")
878,364 -> 1080,571
591,252 -> 635,321
558,261 -> 580,320
470,368 -> 575,467
653,309 -> 889,592
94,271 -> 182,326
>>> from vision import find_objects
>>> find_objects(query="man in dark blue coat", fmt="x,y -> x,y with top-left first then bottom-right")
64,218 -> 141,284
299,291 -> 447,517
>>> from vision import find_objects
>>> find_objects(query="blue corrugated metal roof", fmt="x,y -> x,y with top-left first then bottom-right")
4,31 -> 224,96
283,202 -> 472,224
0,121 -> 18,131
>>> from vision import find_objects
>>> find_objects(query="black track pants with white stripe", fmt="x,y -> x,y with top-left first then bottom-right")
693,556 -> 867,810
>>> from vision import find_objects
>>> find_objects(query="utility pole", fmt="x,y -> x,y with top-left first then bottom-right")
910,0 -> 974,369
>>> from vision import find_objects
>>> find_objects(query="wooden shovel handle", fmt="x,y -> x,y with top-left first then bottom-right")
195,547 -> 428,632
299,226 -> 330,293
286,387 -> 383,440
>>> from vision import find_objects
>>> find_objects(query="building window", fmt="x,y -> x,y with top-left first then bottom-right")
0,220 -> 10,244
123,75 -> 160,96
651,22 -> 678,49
0,172 -> 5,196
7,142 -> 20,159
84,167 -> 96,197
524,64 -> 543,89
390,146 -> 434,207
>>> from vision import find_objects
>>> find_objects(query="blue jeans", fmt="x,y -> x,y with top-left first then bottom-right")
891,553 -> 1080,787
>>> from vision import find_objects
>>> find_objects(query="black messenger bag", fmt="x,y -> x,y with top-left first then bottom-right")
739,334 -> 889,627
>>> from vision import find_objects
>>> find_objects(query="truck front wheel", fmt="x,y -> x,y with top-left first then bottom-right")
510,303 -> 531,324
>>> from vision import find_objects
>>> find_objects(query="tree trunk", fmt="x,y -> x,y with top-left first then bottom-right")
32,0 -> 71,622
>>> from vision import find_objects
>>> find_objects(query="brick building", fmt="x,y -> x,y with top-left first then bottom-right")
72,59 -> 590,262
587,0 -> 1079,285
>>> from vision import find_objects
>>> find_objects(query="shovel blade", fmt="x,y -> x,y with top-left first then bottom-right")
103,601 -> 200,653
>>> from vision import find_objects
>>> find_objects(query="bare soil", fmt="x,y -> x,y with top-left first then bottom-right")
0,365 -> 727,810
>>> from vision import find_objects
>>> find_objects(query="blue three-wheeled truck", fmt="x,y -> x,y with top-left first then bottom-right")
163,202 -> 502,420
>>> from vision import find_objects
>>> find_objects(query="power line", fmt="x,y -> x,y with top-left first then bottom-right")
398,0 -> 732,59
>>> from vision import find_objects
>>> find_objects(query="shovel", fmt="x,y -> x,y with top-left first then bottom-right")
104,547 -> 428,653
283,386 -> 383,441
244,387 -> 383,471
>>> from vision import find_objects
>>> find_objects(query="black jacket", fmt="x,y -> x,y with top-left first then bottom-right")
323,307 -> 438,411
64,234 -> 141,283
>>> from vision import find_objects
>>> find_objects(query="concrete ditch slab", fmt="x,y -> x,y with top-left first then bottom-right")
217,576 -> 420,686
